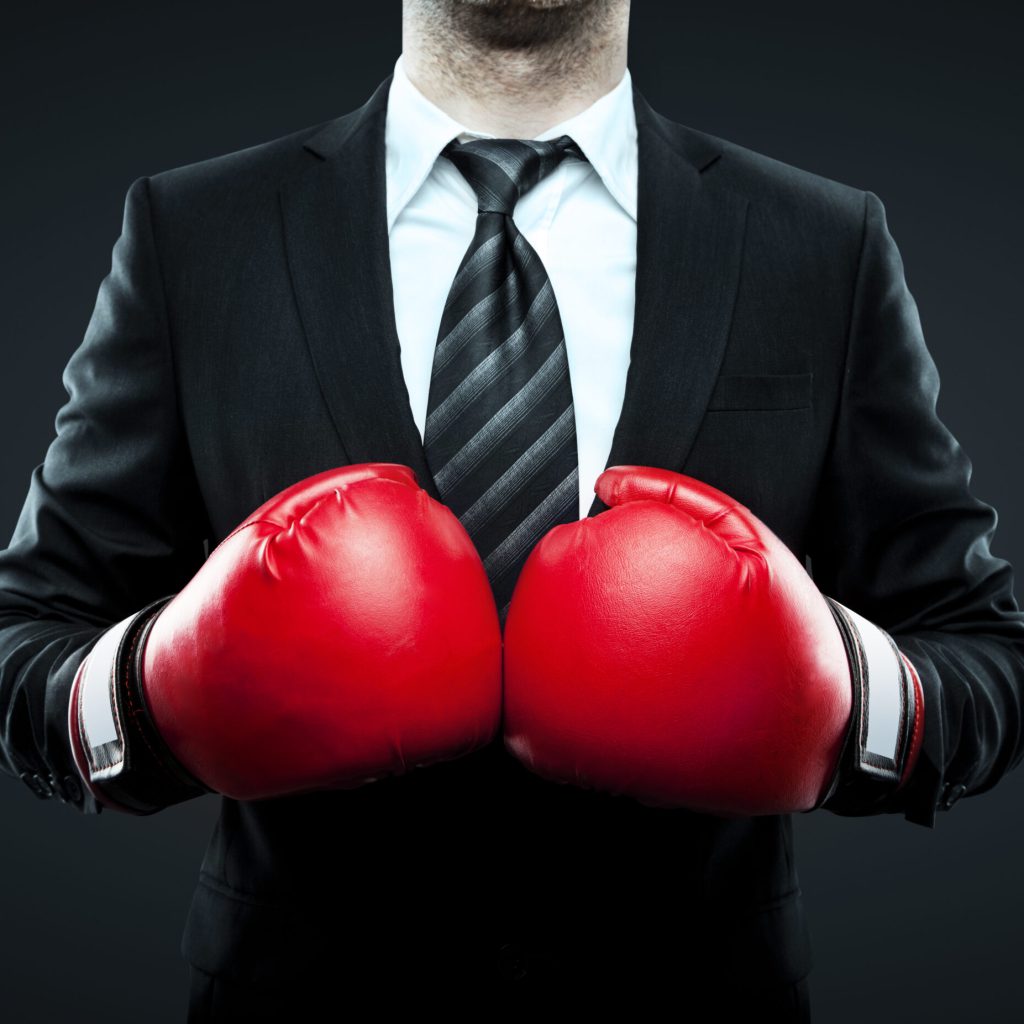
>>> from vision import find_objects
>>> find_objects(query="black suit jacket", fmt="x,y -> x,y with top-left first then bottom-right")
2,73 -> 1023,998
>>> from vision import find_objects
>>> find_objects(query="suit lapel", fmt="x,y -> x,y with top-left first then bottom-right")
585,87 -> 749,517
280,74 -> 749,517
280,74 -> 443,501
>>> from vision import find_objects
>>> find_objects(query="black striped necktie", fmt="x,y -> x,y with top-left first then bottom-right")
423,135 -> 587,626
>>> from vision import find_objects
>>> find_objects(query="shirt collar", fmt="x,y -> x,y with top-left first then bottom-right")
384,51 -> 638,232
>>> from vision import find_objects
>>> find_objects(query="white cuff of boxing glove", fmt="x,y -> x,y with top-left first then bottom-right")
68,598 -> 205,815
828,598 -> 921,786
67,613 -> 143,814
75,612 -> 139,780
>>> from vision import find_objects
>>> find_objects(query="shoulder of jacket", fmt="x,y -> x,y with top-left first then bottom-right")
139,108 -> 359,213
655,112 -> 869,228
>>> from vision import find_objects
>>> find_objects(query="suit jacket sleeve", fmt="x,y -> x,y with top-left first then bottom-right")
809,189 -> 1024,828
0,176 -> 209,814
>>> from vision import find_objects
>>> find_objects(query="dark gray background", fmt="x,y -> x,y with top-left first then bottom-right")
2,2 -> 1021,1020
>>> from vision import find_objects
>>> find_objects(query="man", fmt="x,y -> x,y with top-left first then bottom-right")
1,1 -> 1022,1020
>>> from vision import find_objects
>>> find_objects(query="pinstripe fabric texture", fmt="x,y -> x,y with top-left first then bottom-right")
424,136 -> 587,625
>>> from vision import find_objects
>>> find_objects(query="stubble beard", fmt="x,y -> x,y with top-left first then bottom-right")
417,0 -> 617,54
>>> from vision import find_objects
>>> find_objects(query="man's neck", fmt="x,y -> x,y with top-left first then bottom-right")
401,1 -> 629,139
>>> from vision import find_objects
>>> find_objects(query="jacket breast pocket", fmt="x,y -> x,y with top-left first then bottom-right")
707,373 -> 813,412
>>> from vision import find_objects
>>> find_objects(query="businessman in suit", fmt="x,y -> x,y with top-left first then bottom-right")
2,0 -> 1023,1019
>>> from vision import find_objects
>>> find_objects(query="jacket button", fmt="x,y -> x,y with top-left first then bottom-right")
940,782 -> 967,810
58,774 -> 83,804
20,772 -> 54,799
498,942 -> 529,982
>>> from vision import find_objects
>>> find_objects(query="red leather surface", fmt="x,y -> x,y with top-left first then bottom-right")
898,651 -> 926,788
503,465 -> 853,815
140,463 -> 502,800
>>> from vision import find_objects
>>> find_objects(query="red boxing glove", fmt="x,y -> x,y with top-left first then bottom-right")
69,463 -> 502,813
503,465 -> 924,816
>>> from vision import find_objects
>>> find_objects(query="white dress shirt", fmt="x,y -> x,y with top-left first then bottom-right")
384,52 -> 638,521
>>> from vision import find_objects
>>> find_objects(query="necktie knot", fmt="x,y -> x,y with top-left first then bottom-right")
443,135 -> 587,216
